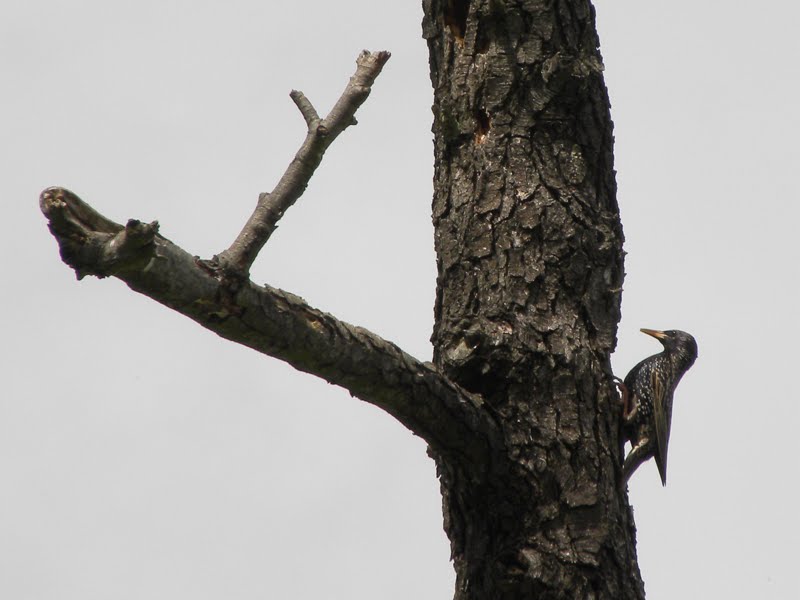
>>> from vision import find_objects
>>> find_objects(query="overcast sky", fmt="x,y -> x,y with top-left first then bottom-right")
2,2 -> 798,599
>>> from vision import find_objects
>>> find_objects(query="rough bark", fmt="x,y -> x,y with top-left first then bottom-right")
40,3 -> 647,599
422,0 -> 643,598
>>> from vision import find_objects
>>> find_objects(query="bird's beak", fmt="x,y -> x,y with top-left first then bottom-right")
640,328 -> 667,340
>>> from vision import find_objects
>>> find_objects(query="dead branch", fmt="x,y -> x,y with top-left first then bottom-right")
40,49 -> 501,467
215,50 -> 391,276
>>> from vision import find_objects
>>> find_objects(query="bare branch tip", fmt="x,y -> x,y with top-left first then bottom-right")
124,218 -> 160,237
289,89 -> 320,126
39,186 -> 76,214
361,49 -> 391,62
356,50 -> 391,71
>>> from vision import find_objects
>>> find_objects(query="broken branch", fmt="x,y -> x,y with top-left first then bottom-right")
40,186 -> 501,463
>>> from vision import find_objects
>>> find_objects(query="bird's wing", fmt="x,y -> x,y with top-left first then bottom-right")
651,368 -> 670,486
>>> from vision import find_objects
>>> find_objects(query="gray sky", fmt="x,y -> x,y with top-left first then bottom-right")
2,2 -> 798,599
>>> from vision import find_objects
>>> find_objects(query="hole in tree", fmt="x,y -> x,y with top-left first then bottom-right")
443,0 -> 470,41
475,23 -> 490,54
474,108 -> 490,144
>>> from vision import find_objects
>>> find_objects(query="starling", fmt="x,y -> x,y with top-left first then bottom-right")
616,328 -> 698,486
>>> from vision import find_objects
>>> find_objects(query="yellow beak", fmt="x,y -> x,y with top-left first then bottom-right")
640,328 -> 667,340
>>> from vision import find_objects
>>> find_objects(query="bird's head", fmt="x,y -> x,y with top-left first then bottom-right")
641,328 -> 698,367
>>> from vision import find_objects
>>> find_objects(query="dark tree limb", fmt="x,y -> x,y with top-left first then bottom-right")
215,49 -> 391,276
40,186 -> 502,463
39,49 -> 502,467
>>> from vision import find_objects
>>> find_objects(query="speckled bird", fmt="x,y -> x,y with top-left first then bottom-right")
616,328 -> 698,486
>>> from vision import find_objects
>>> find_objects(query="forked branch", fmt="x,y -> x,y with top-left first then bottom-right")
39,52 -> 502,464
216,50 -> 391,276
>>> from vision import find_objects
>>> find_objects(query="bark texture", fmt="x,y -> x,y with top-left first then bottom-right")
422,1 -> 643,598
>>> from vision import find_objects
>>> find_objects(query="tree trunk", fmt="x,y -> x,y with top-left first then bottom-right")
422,1 -> 643,597
40,2 -> 648,598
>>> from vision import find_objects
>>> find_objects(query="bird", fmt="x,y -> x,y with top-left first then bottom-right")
616,328 -> 698,486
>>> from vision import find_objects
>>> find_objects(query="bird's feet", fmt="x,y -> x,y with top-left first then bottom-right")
614,376 -> 637,423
